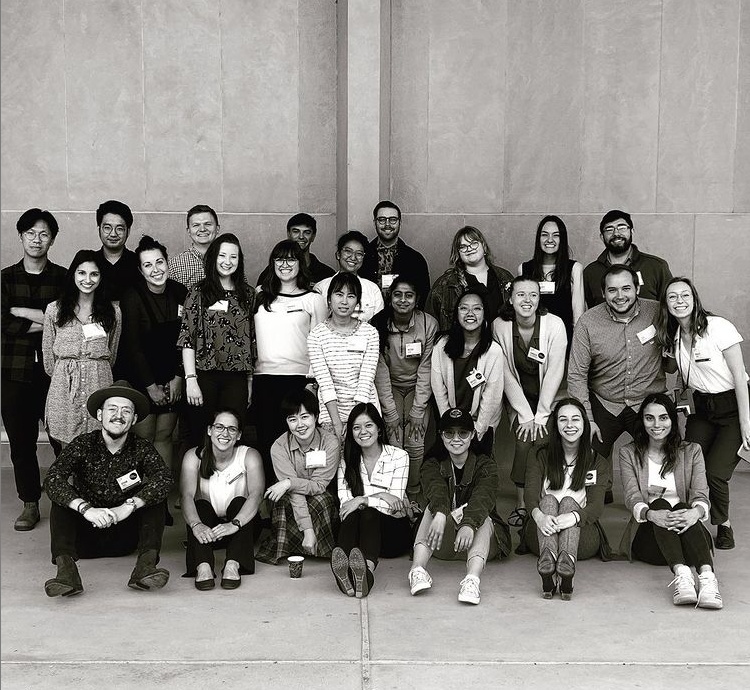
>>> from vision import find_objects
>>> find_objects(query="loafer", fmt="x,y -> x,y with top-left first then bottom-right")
15,502 -> 40,531
715,524 -> 735,550
220,562 -> 241,590
195,576 -> 216,591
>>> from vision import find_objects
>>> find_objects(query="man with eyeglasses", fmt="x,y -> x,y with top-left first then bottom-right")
168,204 -> 220,290
360,201 -> 430,308
256,212 -> 335,287
93,199 -> 140,302
582,209 -> 672,308
2,209 -> 67,531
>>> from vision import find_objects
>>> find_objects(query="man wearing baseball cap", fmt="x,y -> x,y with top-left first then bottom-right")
43,380 -> 172,597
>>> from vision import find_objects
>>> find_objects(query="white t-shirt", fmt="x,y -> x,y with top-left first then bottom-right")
543,463 -> 587,508
647,460 -> 679,508
315,274 -> 385,323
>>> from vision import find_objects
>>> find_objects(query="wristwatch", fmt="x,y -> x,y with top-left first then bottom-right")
231,518 -> 241,529
125,498 -> 137,510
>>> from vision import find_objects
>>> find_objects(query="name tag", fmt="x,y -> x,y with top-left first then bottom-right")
466,368 -> 486,389
286,305 -> 304,313
636,324 -> 656,344
208,300 -> 229,312
347,336 -> 367,353
585,470 -> 597,486
305,449 -> 327,469
647,484 -> 667,501
82,323 -> 107,340
693,347 -> 710,363
369,470 -> 390,490
381,274 -> 397,290
405,341 -> 422,358
539,281 -> 555,294
636,271 -> 644,287
116,470 -> 142,492
450,502 -> 467,526
527,346 -> 546,363
177,304 -> 184,317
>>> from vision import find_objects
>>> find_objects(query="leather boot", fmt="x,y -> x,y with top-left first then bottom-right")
14,502 -> 40,531
557,550 -> 575,600
537,547 -> 557,599
44,555 -> 83,597
128,549 -> 169,590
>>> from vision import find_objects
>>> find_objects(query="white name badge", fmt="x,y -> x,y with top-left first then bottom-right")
208,299 -> 229,312
305,449 -> 327,469
82,323 -> 107,340
177,304 -> 184,317
636,270 -> 644,287
466,368 -> 486,389
381,274 -> 397,290
693,348 -> 711,363
450,504 -> 465,526
347,336 -> 367,353
116,470 -> 142,492
369,469 -> 390,490
405,341 -> 422,358
527,346 -> 546,363
636,324 -> 656,344
539,281 -> 555,294
286,305 -> 304,313
585,470 -> 597,486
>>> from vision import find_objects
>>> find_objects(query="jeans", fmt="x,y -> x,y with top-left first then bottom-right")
524,495 -> 601,560
390,385 -> 431,500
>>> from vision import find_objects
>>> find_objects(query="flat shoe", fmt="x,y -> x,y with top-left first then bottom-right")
221,562 -> 241,590
715,524 -> 735,550
195,576 -> 215,591
348,547 -> 370,599
330,547 -> 354,597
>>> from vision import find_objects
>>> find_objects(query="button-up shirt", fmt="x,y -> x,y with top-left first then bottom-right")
168,246 -> 206,291
44,430 -> 172,508
568,299 -> 666,421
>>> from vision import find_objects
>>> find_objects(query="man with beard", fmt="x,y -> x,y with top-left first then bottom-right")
568,265 -> 675,501
43,381 -> 172,597
582,210 -> 672,308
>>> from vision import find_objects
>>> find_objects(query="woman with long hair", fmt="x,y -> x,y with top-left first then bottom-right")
656,277 -> 749,550
524,398 -> 610,600
180,408 -> 264,590
619,393 -> 722,608
431,289 -> 504,457
518,215 -> 584,349
329,404 -> 411,598
42,250 -> 121,448
252,240 -> 327,484
177,233 -> 255,446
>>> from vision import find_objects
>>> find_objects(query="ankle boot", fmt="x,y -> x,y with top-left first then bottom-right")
128,549 -> 170,590
44,555 -> 83,597
537,547 -> 557,599
15,502 -> 40,531
557,550 -> 575,600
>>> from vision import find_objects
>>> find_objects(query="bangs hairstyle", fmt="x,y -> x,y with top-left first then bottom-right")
342,403 -> 387,497
543,398 -> 595,492
655,277 -> 713,351
197,408 -> 242,479
443,289 -> 493,360
56,250 -> 116,332
527,215 -> 572,290
633,393 -> 684,479
16,208 -> 60,239
280,387 -> 320,421
96,199 -> 133,229
449,226 -> 494,270
372,273 -> 421,354
257,240 -> 312,312
326,271 -> 362,304
134,234 -> 169,264
199,233 -> 252,309
498,276 -> 548,322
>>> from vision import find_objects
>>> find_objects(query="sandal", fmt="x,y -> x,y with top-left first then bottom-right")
508,507 -> 527,528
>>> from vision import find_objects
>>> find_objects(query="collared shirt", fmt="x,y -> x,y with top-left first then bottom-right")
94,247 -> 140,302
168,246 -> 206,291
1,259 -> 67,383
568,298 -> 666,420
376,241 -> 398,277
44,430 -> 172,508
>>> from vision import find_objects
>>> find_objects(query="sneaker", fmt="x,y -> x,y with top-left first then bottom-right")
715,524 -> 735,550
668,570 -> 697,606
408,567 -> 432,595
696,571 -> 723,610
457,575 -> 481,605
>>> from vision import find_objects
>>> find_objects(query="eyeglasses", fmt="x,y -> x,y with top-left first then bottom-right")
602,223 -> 630,236
101,224 -> 127,236
273,258 -> 298,266
340,247 -> 365,260
375,216 -> 400,227
22,230 -> 52,241
457,240 -> 480,253
441,429 -> 472,440
212,423 -> 239,436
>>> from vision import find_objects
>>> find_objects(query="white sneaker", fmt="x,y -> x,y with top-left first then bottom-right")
696,571 -> 723,610
458,575 -> 481,605
408,567 -> 432,595
668,570 -> 697,606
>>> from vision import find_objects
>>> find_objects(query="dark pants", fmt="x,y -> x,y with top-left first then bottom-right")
337,506 -> 412,566
184,497 -> 255,576
686,388 -> 745,525
185,370 -> 248,447
632,499 -> 713,569
49,501 -> 166,563
1,369 -> 51,502
251,374 -> 308,487
590,395 -> 640,488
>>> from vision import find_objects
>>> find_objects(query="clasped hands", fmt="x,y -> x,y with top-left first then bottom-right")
84,503 -> 135,529
535,511 -> 577,537
648,507 -> 700,534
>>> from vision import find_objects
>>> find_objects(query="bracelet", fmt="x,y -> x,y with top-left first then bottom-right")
78,501 -> 92,515
573,511 -> 581,526
644,509 -> 651,522
189,521 -> 201,529
185,374 -> 197,380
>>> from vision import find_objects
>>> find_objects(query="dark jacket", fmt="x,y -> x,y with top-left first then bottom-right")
360,237 -> 431,309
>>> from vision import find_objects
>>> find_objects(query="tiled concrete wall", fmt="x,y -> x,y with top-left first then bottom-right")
390,0 -> 749,355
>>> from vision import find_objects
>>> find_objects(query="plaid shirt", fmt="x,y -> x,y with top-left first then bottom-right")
1,259 -> 67,383
168,246 -> 205,290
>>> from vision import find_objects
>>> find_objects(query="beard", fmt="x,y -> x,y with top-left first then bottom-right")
605,235 -> 632,256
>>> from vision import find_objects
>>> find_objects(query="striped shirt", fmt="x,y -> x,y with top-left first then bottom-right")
307,319 -> 380,425
168,246 -> 205,290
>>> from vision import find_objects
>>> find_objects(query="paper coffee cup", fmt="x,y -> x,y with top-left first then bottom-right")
288,555 -> 304,578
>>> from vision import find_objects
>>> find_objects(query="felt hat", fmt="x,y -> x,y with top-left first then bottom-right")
86,380 -> 149,420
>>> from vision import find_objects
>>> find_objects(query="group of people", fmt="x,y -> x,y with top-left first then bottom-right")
2,199 -> 748,610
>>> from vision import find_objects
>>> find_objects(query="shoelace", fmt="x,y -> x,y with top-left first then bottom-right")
667,572 -> 694,591
696,575 -> 722,608
411,569 -> 430,586
461,578 -> 480,596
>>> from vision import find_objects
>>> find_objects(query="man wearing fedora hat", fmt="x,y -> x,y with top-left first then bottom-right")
43,380 -> 173,597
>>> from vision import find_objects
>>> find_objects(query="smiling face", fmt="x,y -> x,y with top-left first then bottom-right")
539,221 -> 561,256
510,280 -> 540,320
456,293 -> 484,333
273,255 -> 300,283
139,248 -> 168,290
74,261 -> 101,295
287,224 -> 315,252
216,242 -> 240,279
285,405 -> 316,444
390,281 -> 417,319
98,213 -> 130,251
374,206 -> 401,246
604,271 -> 637,317
187,211 -> 218,249
20,220 -> 55,260
556,404 -> 584,445
600,218 -> 633,256
97,396 -> 136,439
329,284 -> 359,318
642,403 -> 672,444
351,412 -> 379,450
207,411 -> 241,452
440,426 -> 474,456
336,239 -> 365,274
665,281 -> 694,321
456,233 -> 485,267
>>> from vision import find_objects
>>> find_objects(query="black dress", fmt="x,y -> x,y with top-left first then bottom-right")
521,259 -> 575,349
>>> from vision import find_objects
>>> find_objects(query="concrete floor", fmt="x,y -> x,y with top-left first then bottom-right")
2,440 -> 750,690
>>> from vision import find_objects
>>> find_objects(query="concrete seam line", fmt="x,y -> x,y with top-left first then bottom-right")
360,597 -> 372,690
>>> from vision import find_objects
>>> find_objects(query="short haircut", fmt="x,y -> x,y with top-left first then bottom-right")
96,200 -> 133,229
280,388 -> 320,420
287,212 -> 317,234
601,263 -> 638,294
373,200 -> 401,220
327,271 -> 362,303
336,230 -> 369,253
186,204 -> 218,227
134,234 -> 169,264
16,208 -> 60,239
599,209 -> 632,233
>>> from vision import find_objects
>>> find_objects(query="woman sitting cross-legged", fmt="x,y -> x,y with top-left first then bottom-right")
619,393 -> 722,609
256,389 -> 340,565
330,404 -> 412,598
180,408 -> 264,590
523,398 -> 610,600
408,408 -> 510,605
